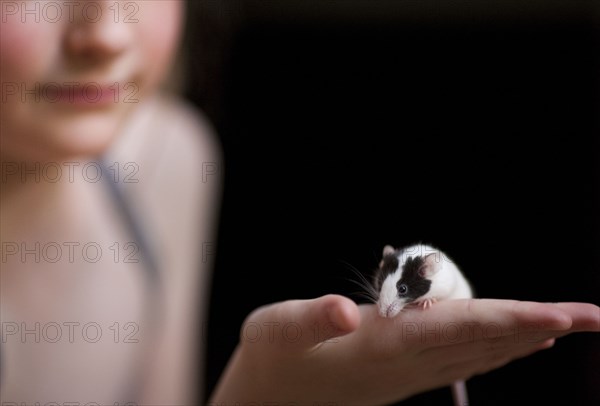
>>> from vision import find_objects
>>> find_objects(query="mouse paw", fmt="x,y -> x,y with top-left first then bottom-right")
419,298 -> 437,310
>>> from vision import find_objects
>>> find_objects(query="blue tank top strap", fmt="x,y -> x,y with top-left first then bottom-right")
97,158 -> 163,402
98,159 -> 161,287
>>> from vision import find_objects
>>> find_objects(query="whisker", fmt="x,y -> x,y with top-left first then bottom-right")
350,291 -> 379,303
344,278 -> 378,301
337,259 -> 379,303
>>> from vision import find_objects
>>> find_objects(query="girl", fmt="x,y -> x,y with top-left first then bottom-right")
1,2 -> 598,405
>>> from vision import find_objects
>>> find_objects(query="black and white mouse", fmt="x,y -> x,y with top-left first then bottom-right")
373,243 -> 473,406
374,243 -> 473,317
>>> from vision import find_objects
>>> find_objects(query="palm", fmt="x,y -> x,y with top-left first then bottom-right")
210,296 -> 599,406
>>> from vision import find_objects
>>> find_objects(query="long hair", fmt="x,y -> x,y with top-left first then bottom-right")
180,1 -> 243,128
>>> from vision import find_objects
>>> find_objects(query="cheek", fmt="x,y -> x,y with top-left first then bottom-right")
137,1 -> 184,89
0,16 -> 66,158
0,13 -> 63,83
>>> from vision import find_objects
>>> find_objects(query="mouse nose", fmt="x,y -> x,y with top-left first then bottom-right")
380,302 -> 400,318
385,304 -> 396,318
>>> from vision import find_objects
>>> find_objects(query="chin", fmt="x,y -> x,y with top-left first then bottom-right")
2,108 -> 130,162
51,114 -> 124,158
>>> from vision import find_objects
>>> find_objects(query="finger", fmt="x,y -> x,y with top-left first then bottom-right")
550,302 -> 600,332
388,299 -> 573,347
242,294 -> 361,351
423,299 -> 572,331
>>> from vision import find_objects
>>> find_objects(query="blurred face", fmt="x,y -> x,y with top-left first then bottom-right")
0,0 -> 184,161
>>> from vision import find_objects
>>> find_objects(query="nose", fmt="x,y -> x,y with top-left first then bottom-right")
64,2 -> 133,63
379,302 -> 400,318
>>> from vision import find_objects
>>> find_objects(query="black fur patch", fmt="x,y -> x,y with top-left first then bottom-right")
397,256 -> 432,302
374,253 -> 399,291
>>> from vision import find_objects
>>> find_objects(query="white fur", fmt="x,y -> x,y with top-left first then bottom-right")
377,244 -> 472,318
376,244 -> 474,406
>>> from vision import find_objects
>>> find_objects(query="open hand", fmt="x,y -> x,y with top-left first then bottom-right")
209,295 -> 599,405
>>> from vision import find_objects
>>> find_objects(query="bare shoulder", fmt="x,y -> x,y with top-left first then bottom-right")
147,94 -> 222,269
105,93 -> 223,272
153,94 -> 223,176
143,93 -> 223,187
104,94 -> 223,403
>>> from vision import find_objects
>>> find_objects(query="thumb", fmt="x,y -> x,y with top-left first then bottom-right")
241,294 -> 361,351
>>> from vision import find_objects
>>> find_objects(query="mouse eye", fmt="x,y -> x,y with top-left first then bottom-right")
397,283 -> 408,296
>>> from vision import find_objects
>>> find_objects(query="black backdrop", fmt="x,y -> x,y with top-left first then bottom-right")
184,1 -> 599,405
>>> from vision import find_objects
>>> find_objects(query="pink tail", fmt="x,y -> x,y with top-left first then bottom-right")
451,380 -> 469,406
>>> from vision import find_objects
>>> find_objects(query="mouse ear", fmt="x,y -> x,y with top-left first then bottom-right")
382,245 -> 396,257
419,252 -> 443,277
379,245 -> 396,268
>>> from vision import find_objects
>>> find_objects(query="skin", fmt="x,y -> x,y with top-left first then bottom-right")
1,1 -> 222,404
210,296 -> 599,405
2,1 -> 598,405
0,0 -> 183,162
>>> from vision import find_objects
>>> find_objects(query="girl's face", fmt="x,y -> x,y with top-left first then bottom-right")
1,1 -> 184,161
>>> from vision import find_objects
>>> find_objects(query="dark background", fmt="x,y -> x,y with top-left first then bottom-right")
184,1 -> 599,405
